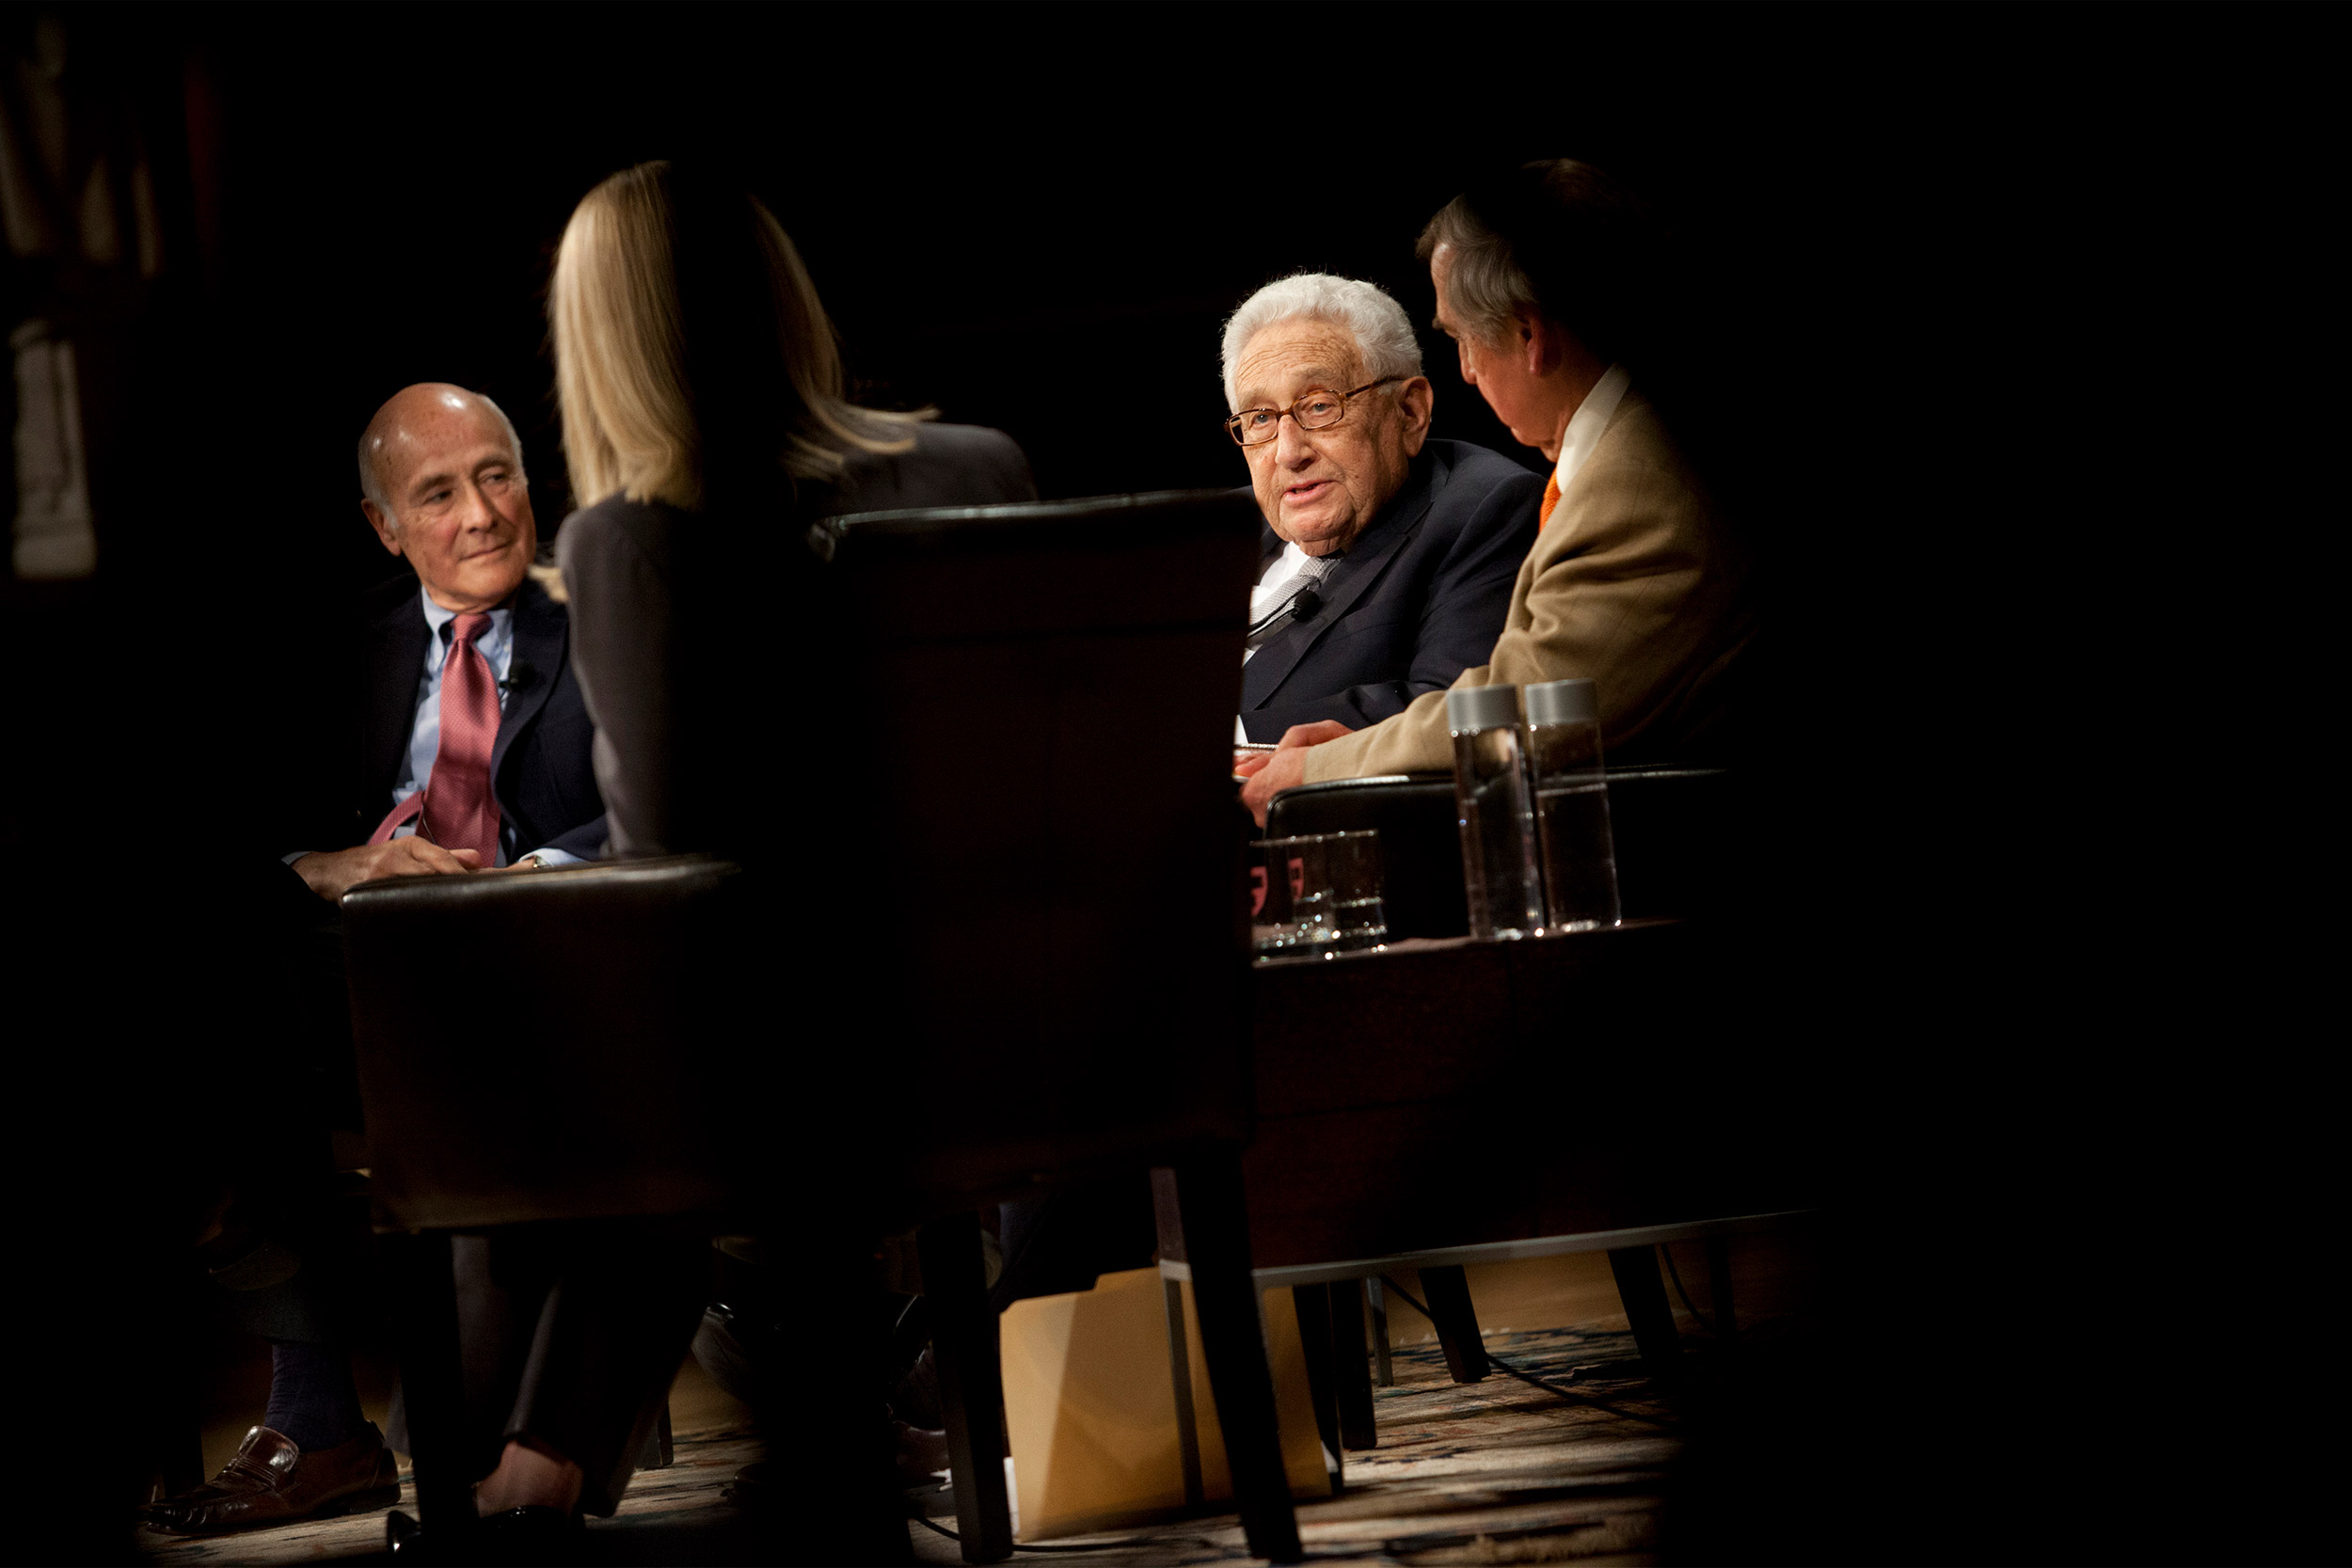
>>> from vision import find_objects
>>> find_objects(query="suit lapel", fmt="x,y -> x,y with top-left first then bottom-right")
1531,389 -> 1650,571
494,578 -> 565,790
1241,457 -> 1438,708
362,586 -> 429,805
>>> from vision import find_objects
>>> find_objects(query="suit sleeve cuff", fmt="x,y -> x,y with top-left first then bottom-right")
1302,732 -> 1370,784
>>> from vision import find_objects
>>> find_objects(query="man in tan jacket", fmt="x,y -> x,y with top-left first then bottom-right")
1241,161 -> 1756,823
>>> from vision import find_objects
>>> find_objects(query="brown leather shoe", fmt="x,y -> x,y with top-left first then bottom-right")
150,1423 -> 401,1534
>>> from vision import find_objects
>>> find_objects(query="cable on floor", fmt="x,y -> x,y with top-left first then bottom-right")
1375,1275 -> 1677,1431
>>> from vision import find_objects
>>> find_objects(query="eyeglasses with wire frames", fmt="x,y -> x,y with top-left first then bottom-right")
1225,376 -> 1404,447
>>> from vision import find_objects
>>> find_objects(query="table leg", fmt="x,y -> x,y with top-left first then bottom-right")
1171,1152 -> 1303,1564
1366,1276 -> 1394,1387
382,1230 -> 474,1546
1160,1277 -> 1205,1508
1608,1245 -> 1684,1385
1419,1265 -> 1490,1384
1330,1280 -> 1377,1450
1705,1235 -> 1739,1344
1291,1284 -> 1343,1483
919,1213 -> 1013,1564
635,1401 -> 674,1470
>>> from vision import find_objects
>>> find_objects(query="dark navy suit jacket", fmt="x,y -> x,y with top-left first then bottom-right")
1240,439 -> 1543,739
330,573 -> 608,862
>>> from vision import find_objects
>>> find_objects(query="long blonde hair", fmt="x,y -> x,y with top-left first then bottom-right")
549,161 -> 923,514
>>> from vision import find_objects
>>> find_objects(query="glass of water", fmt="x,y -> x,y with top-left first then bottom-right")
1310,830 -> 1386,952
1525,678 -> 1621,931
1251,831 -> 1387,957
1248,834 -> 1299,955
1447,686 -> 1546,940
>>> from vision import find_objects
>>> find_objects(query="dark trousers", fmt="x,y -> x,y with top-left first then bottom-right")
215,864 -> 371,1343
452,1222 -> 709,1515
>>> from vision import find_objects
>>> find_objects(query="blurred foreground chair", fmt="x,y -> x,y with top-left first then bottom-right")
345,489 -> 1300,1563
345,855 -> 740,1559
813,489 -> 1293,1561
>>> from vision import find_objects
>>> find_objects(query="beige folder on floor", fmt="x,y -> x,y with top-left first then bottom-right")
1000,1266 -> 1330,1541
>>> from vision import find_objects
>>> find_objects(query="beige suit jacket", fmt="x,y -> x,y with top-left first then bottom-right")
1301,388 -> 1754,782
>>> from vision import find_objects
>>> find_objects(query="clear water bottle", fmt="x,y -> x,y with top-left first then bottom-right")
1447,685 -> 1545,940
1526,678 -> 1620,931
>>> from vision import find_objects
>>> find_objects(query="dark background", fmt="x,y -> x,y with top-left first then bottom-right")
7,6 -> 2335,1562
10,2 -> 2170,850
14,3 -> 2313,950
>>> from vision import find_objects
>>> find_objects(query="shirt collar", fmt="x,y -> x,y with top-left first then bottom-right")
1553,363 -> 1632,494
419,586 -> 514,669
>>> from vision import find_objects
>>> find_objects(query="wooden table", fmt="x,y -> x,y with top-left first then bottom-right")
1238,919 -> 1802,1264
1154,918 -> 1817,1478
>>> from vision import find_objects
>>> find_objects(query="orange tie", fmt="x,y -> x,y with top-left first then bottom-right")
1539,473 -> 1562,530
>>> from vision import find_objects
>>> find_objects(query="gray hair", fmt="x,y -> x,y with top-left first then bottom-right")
1219,273 -> 1422,413
357,390 -> 527,531
1419,204 -> 1539,346
1416,160 -> 1652,362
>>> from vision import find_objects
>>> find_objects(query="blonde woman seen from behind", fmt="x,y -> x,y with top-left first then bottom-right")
550,161 -> 1037,862
416,164 -> 1036,1558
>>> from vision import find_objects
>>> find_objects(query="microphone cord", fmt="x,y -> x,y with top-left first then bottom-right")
1246,584 -> 1322,641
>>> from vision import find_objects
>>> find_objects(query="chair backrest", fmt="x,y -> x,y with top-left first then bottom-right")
1266,766 -> 1736,937
812,490 -> 1265,1212
344,855 -> 745,1231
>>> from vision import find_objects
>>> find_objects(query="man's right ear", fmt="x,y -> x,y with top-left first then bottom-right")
360,499 -> 405,556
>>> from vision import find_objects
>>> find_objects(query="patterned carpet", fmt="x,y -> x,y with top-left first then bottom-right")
130,1324 -> 1698,1565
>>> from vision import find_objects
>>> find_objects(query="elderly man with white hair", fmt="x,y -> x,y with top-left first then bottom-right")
1239,165 -> 1758,823
1223,273 -> 1543,741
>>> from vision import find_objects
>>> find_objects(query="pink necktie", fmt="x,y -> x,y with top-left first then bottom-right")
368,612 -> 503,864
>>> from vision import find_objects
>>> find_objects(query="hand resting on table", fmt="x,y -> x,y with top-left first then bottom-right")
1239,720 -> 1354,827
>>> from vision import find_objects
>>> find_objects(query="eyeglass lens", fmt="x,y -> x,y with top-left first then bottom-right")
1232,389 -> 1351,445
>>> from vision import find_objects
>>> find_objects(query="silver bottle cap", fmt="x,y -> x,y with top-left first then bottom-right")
1525,678 -> 1598,727
1445,684 -> 1521,735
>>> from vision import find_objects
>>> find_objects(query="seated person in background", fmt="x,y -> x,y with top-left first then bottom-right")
149,385 -> 607,1537
294,383 -> 608,893
1224,273 -> 1540,741
1241,161 -> 1757,823
863,278 -> 1544,1446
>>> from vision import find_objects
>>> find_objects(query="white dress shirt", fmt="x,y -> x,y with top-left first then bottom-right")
288,587 -> 582,869
1553,363 -> 1631,496
1236,542 -> 1341,741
